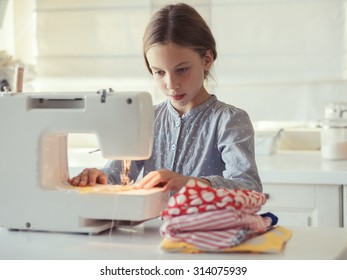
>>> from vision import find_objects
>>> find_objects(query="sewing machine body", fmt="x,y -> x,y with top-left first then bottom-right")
0,91 -> 169,234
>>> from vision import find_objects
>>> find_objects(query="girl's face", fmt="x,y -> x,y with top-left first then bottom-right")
146,43 -> 213,115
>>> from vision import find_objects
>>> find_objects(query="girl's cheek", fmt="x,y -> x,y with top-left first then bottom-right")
158,81 -> 166,89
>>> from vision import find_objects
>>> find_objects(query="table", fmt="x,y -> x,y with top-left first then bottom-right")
1,220 -> 347,260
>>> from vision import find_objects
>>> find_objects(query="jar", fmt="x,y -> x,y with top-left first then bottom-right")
321,119 -> 347,160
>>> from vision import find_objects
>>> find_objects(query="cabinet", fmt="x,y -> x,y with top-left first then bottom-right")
344,186 -> 347,227
260,183 -> 343,227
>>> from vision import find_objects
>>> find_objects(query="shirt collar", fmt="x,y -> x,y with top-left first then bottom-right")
166,95 -> 217,119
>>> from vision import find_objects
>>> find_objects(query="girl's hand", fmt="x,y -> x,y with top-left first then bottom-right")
135,169 -> 210,192
68,168 -> 108,187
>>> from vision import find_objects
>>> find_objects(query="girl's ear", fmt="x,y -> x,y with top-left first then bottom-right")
203,49 -> 214,71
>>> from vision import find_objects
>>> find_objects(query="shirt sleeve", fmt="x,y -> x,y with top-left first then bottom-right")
201,108 -> 263,192
101,160 -> 144,185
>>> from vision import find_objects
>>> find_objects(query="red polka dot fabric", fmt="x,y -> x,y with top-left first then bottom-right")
161,179 -> 266,220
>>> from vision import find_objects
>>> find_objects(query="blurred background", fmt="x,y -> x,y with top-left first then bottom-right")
1,0 -> 347,123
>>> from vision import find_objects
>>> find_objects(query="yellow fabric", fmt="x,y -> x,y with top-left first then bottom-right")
59,184 -> 134,194
161,226 -> 292,254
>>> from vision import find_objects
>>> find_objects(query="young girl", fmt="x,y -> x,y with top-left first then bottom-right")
69,3 -> 262,193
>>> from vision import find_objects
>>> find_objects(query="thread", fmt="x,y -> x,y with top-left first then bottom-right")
14,66 -> 24,93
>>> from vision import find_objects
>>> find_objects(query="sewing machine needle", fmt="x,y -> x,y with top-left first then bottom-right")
121,159 -> 131,185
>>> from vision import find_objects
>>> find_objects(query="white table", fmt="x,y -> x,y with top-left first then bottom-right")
1,219 -> 347,260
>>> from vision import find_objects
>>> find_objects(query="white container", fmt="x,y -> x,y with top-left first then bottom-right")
321,119 -> 347,160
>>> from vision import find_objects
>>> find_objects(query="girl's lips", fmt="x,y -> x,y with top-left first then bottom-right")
171,94 -> 185,101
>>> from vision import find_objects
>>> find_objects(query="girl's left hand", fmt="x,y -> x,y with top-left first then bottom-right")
135,169 -> 210,192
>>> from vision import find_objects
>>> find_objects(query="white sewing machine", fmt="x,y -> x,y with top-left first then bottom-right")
0,90 -> 169,234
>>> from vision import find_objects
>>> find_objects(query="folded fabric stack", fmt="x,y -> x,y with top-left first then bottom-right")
160,179 -> 291,253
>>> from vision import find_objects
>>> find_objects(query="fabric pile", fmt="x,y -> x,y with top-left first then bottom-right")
159,179 -> 291,253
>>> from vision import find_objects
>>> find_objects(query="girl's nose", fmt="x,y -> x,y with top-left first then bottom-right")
165,75 -> 180,90
166,83 -> 181,90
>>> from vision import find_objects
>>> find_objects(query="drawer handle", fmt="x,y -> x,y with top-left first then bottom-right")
264,193 -> 270,199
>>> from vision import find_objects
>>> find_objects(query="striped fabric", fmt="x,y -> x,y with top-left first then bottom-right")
160,209 -> 272,250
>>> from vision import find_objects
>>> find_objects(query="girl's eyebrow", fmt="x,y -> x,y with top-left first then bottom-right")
150,66 -> 162,71
174,61 -> 190,68
151,61 -> 190,71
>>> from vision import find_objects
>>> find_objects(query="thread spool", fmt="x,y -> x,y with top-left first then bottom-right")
14,66 -> 24,93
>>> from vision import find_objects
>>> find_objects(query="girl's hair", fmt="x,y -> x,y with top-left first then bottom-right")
143,3 -> 217,79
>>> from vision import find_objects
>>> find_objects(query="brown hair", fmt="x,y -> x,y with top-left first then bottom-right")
143,3 -> 217,79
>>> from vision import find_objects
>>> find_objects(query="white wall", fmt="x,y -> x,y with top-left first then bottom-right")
0,0 -> 13,53
210,0 -> 347,122
0,0 -> 35,64
2,0 -> 347,123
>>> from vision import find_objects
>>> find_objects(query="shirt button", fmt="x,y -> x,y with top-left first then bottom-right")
175,120 -> 181,127
171,144 -> 176,150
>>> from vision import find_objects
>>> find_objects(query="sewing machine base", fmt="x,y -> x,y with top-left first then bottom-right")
1,186 -> 169,234
7,219 -> 147,235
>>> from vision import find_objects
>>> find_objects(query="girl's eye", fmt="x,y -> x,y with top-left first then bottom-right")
153,70 -> 165,77
176,67 -> 188,74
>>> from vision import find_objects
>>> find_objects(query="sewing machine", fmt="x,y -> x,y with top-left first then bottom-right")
0,90 -> 169,234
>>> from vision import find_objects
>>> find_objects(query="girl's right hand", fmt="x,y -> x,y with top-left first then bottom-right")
68,168 -> 108,187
